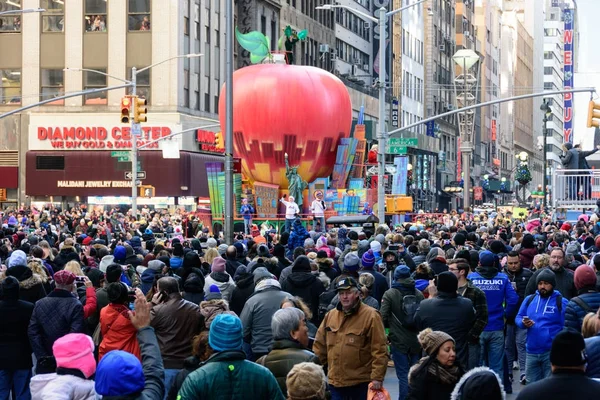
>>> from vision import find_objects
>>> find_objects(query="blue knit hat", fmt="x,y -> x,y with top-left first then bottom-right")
394,265 -> 411,280
343,253 -> 360,272
209,314 -> 243,352
7,250 -> 27,268
113,245 -> 126,262
95,350 -> 144,396
362,249 -> 376,268
205,284 -> 222,301
479,250 -> 498,268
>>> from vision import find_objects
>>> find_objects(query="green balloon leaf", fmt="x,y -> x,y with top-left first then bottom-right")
278,34 -> 286,50
235,27 -> 270,56
297,30 -> 308,40
284,25 -> 292,37
250,53 -> 266,64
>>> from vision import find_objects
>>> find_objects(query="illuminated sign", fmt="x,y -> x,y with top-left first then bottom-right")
196,129 -> 225,154
563,8 -> 574,143
57,181 -> 131,188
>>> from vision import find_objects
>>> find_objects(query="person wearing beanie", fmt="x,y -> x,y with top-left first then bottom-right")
149,276 -> 203,395
178,314 -> 285,400
369,240 -> 382,264
315,249 -> 337,282
199,285 -> 237,330
408,328 -> 464,400
447,258 -> 489,371
450,366 -> 505,400
28,269 -> 85,374
4,251 -> 47,304
516,330 -> 600,399
516,268 -> 568,384
359,249 -> 388,304
95,290 -> 166,399
0,276 -> 35,398
286,362 -> 327,400
281,256 -> 325,326
241,267 -> 292,361
313,276 -> 388,399
564,266 -> 600,333
99,282 -> 141,361
30,333 -> 97,399
380,265 -> 425,400
414,271 -> 476,369
467,250 -> 519,380
203,256 -> 236,302
287,218 -> 310,255
425,247 -> 448,275
178,252 -> 206,305
526,248 -> 576,299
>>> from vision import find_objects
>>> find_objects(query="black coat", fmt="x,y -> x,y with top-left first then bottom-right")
0,299 -> 34,369
53,247 -> 78,271
408,361 -> 464,400
515,370 -> 600,400
5,265 -> 47,304
505,267 -> 534,323
229,272 -> 255,316
415,292 -> 475,368
281,272 -> 325,324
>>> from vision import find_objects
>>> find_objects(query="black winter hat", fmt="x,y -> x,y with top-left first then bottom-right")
291,255 -> 311,273
436,271 -> 458,293
106,282 -> 129,304
348,231 -> 359,241
451,367 -> 505,400
522,234 -> 535,249
550,330 -> 587,367
536,268 -> 556,287
1,276 -> 20,300
489,240 -> 506,255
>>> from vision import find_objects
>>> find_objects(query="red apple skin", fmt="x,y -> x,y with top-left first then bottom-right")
219,64 -> 352,187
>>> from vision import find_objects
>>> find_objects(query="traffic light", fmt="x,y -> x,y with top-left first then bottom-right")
139,185 -> 155,197
214,132 -> 224,149
587,100 -> 600,128
120,97 -> 131,123
133,96 -> 148,123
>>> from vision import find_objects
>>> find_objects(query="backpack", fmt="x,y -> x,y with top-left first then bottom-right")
572,296 -> 598,314
524,293 -> 563,314
391,288 -> 421,330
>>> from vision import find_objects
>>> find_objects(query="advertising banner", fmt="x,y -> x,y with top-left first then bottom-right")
563,8 -> 574,143
254,182 -> 279,218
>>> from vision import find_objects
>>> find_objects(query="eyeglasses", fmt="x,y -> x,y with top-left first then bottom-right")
448,268 -> 459,272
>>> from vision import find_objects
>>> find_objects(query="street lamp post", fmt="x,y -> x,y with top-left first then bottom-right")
66,54 -> 203,219
225,0 -> 234,244
317,0 -> 427,225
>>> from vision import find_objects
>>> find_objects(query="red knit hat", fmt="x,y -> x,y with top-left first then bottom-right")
574,266 -> 597,290
560,222 -> 572,232
82,236 -> 93,246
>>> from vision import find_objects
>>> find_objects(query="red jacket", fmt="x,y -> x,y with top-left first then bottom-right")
99,304 -> 140,361
83,287 -> 97,319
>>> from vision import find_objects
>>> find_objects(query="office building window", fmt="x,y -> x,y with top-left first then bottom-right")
129,0 -> 151,31
128,68 -> 151,103
83,69 -> 107,105
204,93 -> 210,112
204,42 -> 210,76
85,0 -> 107,32
41,69 -> 64,105
0,0 -> 21,31
41,0 -> 64,32
0,69 -> 20,104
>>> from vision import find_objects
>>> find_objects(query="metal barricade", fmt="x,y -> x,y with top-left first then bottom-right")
552,169 -> 600,209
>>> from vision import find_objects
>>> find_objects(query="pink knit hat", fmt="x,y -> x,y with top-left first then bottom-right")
211,256 -> 227,273
53,333 -> 96,378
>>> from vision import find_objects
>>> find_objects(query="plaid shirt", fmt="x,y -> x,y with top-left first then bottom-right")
459,280 -> 488,341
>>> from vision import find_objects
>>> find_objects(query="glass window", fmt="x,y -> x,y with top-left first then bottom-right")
128,68 -> 150,104
0,0 -> 22,32
85,0 -> 107,32
0,69 -> 20,104
129,0 -> 150,31
83,69 -> 107,105
41,0 -> 64,32
41,69 -> 64,105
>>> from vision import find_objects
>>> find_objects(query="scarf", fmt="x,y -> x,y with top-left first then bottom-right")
410,357 -> 461,386
255,278 -> 281,292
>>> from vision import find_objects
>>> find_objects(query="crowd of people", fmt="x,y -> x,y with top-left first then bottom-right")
1,204 -> 600,399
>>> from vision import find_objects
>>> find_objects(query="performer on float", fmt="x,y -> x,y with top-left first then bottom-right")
280,194 -> 300,234
239,198 -> 255,235
310,190 -> 326,232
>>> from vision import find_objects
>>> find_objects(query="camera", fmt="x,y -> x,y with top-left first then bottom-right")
127,290 -> 136,303
74,276 -> 86,283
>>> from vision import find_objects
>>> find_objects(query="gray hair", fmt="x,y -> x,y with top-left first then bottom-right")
271,307 -> 305,341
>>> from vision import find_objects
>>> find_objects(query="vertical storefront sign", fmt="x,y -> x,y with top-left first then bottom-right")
563,8 -> 574,143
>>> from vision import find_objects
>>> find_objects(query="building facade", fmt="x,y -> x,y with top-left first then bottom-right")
0,0 -> 227,207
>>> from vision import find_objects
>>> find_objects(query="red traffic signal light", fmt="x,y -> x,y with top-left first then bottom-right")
120,97 -> 131,124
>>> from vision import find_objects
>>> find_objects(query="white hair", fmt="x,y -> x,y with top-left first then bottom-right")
271,307 -> 304,341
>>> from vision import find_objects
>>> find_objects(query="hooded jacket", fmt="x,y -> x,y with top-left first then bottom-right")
229,272 -> 255,316
380,277 -> 423,354
99,303 -> 141,361
287,221 -> 309,252
203,272 -> 236,302
0,279 -> 34,370
516,290 -> 568,354
140,260 -> 165,295
182,269 -> 206,304
5,265 -> 47,304
450,367 -> 505,400
281,261 -> 325,325
199,299 -> 237,329
30,373 -> 96,400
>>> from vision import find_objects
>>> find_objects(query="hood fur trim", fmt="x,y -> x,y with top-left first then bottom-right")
450,367 -> 505,400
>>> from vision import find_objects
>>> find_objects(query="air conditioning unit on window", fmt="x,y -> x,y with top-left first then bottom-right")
439,44 -> 446,51
319,44 -> 329,53
363,64 -> 369,70
364,22 -> 370,29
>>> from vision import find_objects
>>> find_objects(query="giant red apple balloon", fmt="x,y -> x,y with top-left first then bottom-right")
218,64 -> 352,187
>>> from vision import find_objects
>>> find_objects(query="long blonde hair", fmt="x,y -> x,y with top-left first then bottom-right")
27,259 -> 49,283
38,240 -> 54,261
582,312 -> 600,338
64,260 -> 84,277
204,248 -> 219,266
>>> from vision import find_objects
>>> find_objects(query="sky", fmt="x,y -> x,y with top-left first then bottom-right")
572,0 -> 600,147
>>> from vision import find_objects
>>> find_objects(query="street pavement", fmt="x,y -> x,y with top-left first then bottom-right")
383,364 -> 522,399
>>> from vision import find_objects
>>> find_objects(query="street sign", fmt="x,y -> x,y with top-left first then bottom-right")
132,123 -> 142,137
117,155 -> 132,162
111,151 -> 130,158
388,138 -> 418,146
124,171 -> 146,180
386,145 -> 407,155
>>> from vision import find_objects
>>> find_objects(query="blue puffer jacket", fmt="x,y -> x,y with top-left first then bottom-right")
516,290 -> 568,354
565,290 -> 600,332
287,221 -> 309,252
585,335 -> 600,378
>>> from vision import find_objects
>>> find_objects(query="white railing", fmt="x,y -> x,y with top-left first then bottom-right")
552,169 -> 600,209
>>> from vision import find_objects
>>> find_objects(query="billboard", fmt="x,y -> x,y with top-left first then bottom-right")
563,8 -> 574,143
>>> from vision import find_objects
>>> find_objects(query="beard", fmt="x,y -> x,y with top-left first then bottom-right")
538,288 -> 552,297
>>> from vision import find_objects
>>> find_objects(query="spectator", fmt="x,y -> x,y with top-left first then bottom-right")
450,367 -> 505,400
150,276 -> 204,395
241,267 -> 292,361
95,291 -> 165,400
565,265 -> 600,332
426,247 -> 449,276
4,249 -> 47,304
583,311 -> 600,378
177,314 -> 285,399
468,251 -> 518,380
166,331 -> 213,400
29,334 -> 96,399
0,276 -> 34,400
359,249 -> 388,303
203,256 -> 236,302
408,328 -> 465,400
99,282 -> 140,361
515,330 -> 600,399
415,271 -> 475,368
286,362 -> 327,400
281,296 -> 318,348
516,269 -> 568,384
313,277 -> 387,399
28,270 -> 84,374
281,255 -> 325,325
526,248 -> 576,299
199,285 -> 236,329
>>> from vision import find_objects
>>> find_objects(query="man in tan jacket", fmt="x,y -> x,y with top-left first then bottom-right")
313,276 -> 388,399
